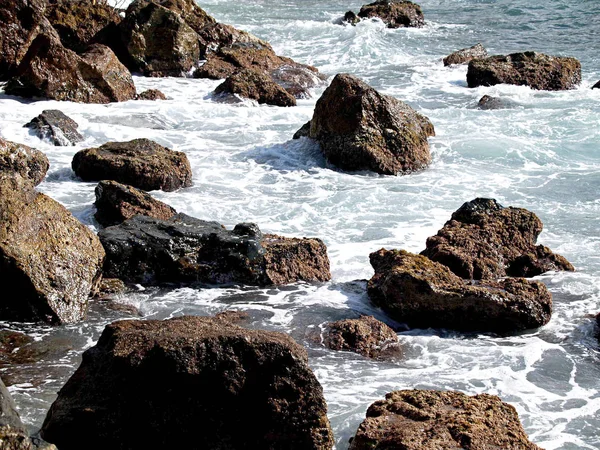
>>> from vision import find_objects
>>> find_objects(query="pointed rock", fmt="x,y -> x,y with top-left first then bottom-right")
24,110 -> 84,146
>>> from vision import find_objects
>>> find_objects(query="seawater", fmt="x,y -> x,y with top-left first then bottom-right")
1,0 -> 599,448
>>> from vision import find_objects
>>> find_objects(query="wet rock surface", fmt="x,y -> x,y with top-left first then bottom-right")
24,110 -> 83,146
214,68 -> 297,106
0,375 -> 36,450
443,43 -> 487,66
467,51 -> 581,90
349,390 -> 543,450
135,89 -> 167,100
0,138 -> 49,186
325,315 -> 399,358
421,198 -> 574,280
307,73 -> 435,175
357,0 -> 425,28
72,139 -> 192,192
40,315 -> 334,450
368,249 -> 552,332
477,95 -> 508,110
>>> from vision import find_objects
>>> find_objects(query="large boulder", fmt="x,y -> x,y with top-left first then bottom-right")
368,249 -> 552,332
0,176 -> 105,324
0,138 -> 49,186
357,0 -> 425,28
94,180 -> 177,227
306,73 -> 435,175
443,43 -> 487,66
325,315 -> 399,358
349,390 -> 542,450
24,110 -> 84,146
72,139 -> 192,192
467,52 -> 581,91
421,198 -> 574,280
40,315 -> 334,450
214,68 -> 297,106
99,214 -> 331,286
5,34 -> 136,103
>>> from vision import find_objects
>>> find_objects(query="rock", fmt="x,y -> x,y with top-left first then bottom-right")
467,51 -> 581,91
0,176 -> 105,324
307,73 -> 435,175
134,0 -> 216,35
0,375 -> 34,450
421,198 -> 574,280
214,68 -> 296,107
357,0 -> 425,28
293,121 -> 311,139
72,139 -> 192,192
5,34 -> 136,103
24,110 -> 84,146
343,11 -> 360,25
349,390 -> 543,450
95,278 -> 128,299
477,95 -> 506,110
46,0 -> 122,53
368,249 -> 552,332
99,214 -> 331,287
593,80 -> 600,89
40,315 -> 334,450
94,180 -> 177,227
443,43 -> 487,66
269,65 -> 324,99
0,138 -> 49,186
135,89 -> 167,100
214,310 -> 250,324
325,315 -> 399,358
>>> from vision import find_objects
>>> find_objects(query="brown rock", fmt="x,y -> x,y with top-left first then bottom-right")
72,139 -> 192,192
421,198 -> 574,280
132,0 -> 215,36
467,51 -> 581,90
477,94 -> 508,110
325,315 -> 399,358
24,110 -> 84,146
368,249 -> 552,332
0,375 -> 34,450
96,278 -> 127,298
135,89 -> 167,100
350,390 -> 543,450
40,316 -> 334,450
443,43 -> 487,66
357,0 -> 425,28
0,138 -> 49,186
94,180 -> 177,227
307,73 -> 435,175
214,68 -> 296,107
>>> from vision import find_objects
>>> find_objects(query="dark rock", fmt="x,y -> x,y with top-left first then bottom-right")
99,214 -> 331,287
467,51 -> 581,91
307,73 -> 435,175
592,80 -> 600,89
24,110 -> 84,146
0,138 -> 49,186
443,43 -> 487,66
343,11 -> 360,25
94,180 -> 177,227
477,95 -> 507,110
5,34 -> 136,103
214,310 -> 250,324
357,0 -> 425,28
214,68 -> 296,107
135,89 -> 167,100
293,121 -> 311,139
421,198 -> 574,280
0,375 -> 34,450
133,0 -> 216,35
325,315 -> 399,358
0,332 -> 74,368
96,278 -> 128,298
349,390 -> 543,450
368,249 -> 552,332
72,139 -> 192,192
0,176 -> 105,324
40,315 -> 334,450
269,65 -> 325,99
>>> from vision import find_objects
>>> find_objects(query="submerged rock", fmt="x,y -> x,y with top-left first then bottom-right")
307,73 -> 435,175
24,110 -> 84,146
421,198 -> 574,280
72,139 -> 192,192
0,375 -> 37,449
342,11 -> 360,25
325,315 -> 399,358
443,43 -> 487,66
467,51 -> 581,90
0,138 -> 49,186
477,95 -> 507,110
214,68 -> 296,106
135,89 -> 167,100
368,249 -> 552,332
349,390 -> 543,450
99,214 -> 331,287
357,0 -> 425,28
94,180 -> 177,227
41,315 -> 334,450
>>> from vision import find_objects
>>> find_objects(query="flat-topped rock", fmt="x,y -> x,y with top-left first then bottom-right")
443,43 -> 487,66
135,89 -> 167,100
214,68 -> 296,106
24,110 -> 84,146
357,0 -> 425,28
0,138 -> 49,186
325,315 -> 399,358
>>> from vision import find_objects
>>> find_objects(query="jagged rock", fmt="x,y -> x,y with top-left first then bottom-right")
443,43 -> 487,66
477,95 -> 507,110
214,68 -> 296,107
368,249 -> 552,332
357,0 -> 425,28
24,110 -> 84,146
325,315 -> 399,358
95,278 -> 128,299
342,11 -> 360,25
0,375 -> 35,449
269,65 -> 324,99
94,180 -> 177,227
40,315 -> 334,450
133,0 -> 216,35
421,198 -> 574,280
467,51 -> 581,91
349,390 -> 543,450
72,139 -> 192,192
592,80 -> 600,89
0,176 -> 105,324
0,138 -> 49,186
307,73 -> 435,175
293,121 -> 311,139
5,34 -> 136,103
135,89 -> 167,100
99,214 -> 331,287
